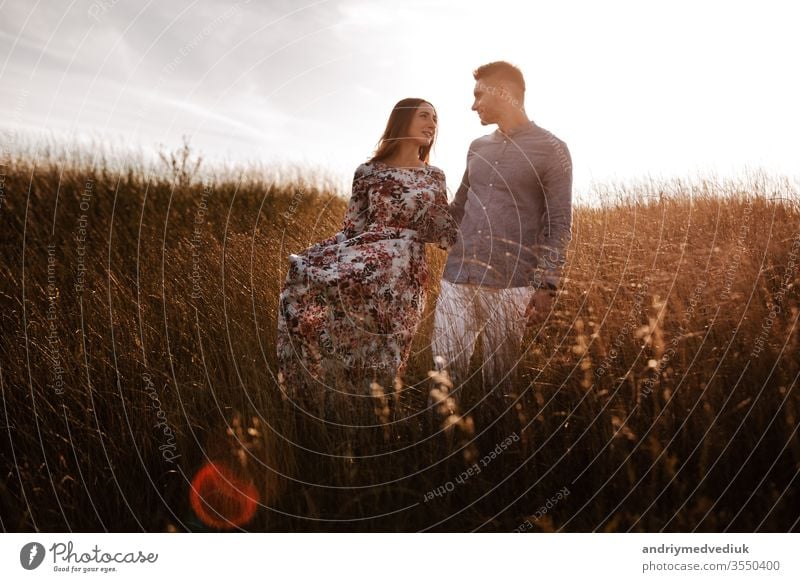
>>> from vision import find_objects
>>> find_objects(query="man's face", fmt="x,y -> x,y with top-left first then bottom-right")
471,77 -> 520,125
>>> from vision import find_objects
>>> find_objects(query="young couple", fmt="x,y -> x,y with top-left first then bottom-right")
277,61 -> 573,406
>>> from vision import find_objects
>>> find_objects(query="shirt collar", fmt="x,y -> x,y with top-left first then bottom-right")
495,120 -> 537,139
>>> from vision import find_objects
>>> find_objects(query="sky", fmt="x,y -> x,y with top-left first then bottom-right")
1,0 -> 799,202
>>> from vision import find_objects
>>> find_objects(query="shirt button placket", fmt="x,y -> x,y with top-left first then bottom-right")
492,139 -> 507,188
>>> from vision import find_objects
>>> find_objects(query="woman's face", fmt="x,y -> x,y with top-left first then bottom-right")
406,102 -> 438,147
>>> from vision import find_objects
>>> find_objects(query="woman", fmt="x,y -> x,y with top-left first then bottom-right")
277,98 -> 458,406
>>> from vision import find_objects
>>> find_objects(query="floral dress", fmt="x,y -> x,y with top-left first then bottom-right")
277,160 -> 458,401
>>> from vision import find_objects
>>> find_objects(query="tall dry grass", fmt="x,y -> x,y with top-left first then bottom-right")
1,144 -> 798,532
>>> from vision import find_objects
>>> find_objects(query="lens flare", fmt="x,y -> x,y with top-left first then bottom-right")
189,462 -> 259,529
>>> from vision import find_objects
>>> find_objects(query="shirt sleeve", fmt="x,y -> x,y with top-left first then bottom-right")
338,164 -> 369,241
448,163 -> 470,226
420,168 -> 459,250
532,142 -> 573,289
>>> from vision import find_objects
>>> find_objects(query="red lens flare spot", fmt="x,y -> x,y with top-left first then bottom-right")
189,462 -> 259,529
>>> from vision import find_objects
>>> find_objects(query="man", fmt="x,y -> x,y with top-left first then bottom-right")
432,61 -> 573,388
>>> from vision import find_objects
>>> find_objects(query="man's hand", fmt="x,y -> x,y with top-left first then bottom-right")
524,288 -> 555,327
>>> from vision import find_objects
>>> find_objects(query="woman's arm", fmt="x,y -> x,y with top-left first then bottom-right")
421,168 -> 458,250
339,164 -> 369,240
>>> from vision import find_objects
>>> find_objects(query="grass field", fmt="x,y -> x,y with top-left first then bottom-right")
1,144 -> 799,532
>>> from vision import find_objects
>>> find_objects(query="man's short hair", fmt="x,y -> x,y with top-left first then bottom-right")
473,61 -> 525,94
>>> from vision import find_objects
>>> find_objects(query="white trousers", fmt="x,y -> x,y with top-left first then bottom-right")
431,279 -> 536,387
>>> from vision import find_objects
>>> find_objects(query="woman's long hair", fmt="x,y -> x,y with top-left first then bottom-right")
370,98 -> 436,164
